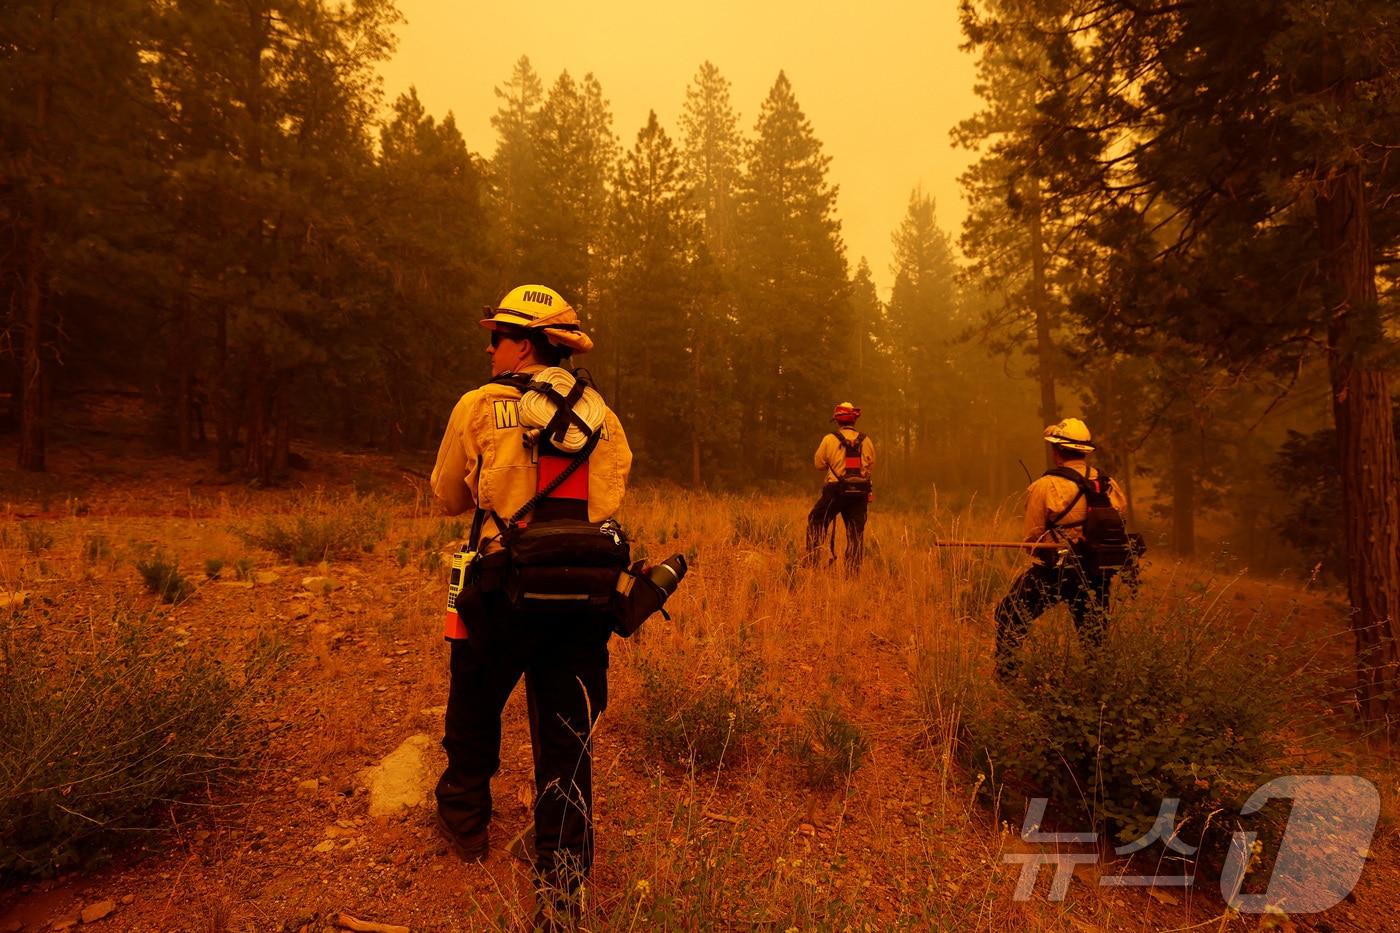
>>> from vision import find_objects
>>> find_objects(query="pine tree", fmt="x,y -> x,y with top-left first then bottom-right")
150,0 -> 400,481
1010,0 -> 1400,720
367,87 -> 489,448
529,71 -> 615,307
602,112 -> 696,476
887,189 -> 960,480
488,56 -> 543,289
954,0 -> 1105,439
680,62 -> 742,265
737,72 -> 851,475
678,61 -> 746,485
846,258 -> 887,428
0,0 -> 156,470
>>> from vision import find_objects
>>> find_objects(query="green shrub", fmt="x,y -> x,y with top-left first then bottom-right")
789,695 -> 870,789
0,609 -> 278,878
204,557 -> 224,580
135,552 -> 195,604
240,494 -> 389,564
232,557 -> 255,581
967,603 -> 1287,846
637,649 -> 772,771
395,540 -> 411,568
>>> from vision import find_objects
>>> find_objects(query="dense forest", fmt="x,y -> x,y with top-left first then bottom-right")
2,3 -> 1397,708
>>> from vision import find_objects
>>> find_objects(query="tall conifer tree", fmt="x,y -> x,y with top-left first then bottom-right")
737,72 -> 851,474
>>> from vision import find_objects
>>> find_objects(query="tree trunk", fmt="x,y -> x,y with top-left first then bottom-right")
18,5 -> 52,473
244,351 -> 268,481
691,340 -> 703,488
1028,177 -> 1058,469
1122,448 -> 1136,528
175,298 -> 194,456
1317,163 -> 1400,726
1169,425 -> 1195,557
19,188 -> 46,472
214,307 -> 234,471
271,379 -> 290,479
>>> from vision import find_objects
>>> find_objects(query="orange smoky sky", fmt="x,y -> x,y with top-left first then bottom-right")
376,0 -> 982,297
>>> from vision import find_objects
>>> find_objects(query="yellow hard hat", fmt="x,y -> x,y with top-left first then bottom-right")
1043,417 -> 1095,452
479,284 -> 594,354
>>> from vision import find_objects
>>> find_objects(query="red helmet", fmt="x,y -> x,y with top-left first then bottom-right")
832,401 -> 861,424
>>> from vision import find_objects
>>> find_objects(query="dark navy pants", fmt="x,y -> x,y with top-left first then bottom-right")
994,560 -> 1110,677
805,483 -> 869,570
436,592 -> 610,890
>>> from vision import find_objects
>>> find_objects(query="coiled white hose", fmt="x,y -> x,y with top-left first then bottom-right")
518,366 -> 607,452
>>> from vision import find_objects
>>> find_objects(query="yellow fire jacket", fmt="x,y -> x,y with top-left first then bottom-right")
1023,462 -> 1127,548
430,366 -> 632,550
814,427 -> 875,485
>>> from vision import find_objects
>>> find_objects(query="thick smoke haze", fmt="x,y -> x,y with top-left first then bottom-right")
377,0 -> 981,294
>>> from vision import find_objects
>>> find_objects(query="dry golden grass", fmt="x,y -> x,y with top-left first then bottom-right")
0,479 -> 1393,931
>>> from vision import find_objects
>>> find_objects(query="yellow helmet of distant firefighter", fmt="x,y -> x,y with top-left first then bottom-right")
479,284 -> 594,354
1042,417 -> 1095,452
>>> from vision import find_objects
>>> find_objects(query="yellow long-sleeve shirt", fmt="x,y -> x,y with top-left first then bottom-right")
814,427 -> 875,485
430,367 -> 632,550
1023,461 -> 1127,548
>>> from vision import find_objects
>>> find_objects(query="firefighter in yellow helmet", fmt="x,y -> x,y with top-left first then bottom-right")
805,402 -> 875,570
994,418 -> 1130,679
429,285 -> 631,918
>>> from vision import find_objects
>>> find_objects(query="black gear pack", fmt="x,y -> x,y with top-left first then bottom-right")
1044,466 -> 1132,575
830,430 -> 872,501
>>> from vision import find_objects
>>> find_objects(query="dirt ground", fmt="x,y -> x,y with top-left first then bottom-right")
0,425 -> 1396,932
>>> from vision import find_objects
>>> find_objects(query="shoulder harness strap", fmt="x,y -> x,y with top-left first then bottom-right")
1044,466 -> 1091,529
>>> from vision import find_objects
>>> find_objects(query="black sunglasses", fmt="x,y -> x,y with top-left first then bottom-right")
490,327 -> 530,348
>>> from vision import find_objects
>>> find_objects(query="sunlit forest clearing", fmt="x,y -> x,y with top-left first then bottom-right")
0,430 -> 1394,932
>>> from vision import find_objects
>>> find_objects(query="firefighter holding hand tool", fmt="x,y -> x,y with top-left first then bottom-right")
993,417 -> 1133,680
429,284 -> 632,925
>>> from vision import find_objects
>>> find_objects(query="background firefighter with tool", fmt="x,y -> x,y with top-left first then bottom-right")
806,402 -> 875,570
429,284 -> 634,922
992,417 -> 1133,679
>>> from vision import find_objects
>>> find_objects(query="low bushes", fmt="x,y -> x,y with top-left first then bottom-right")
636,647 -> 773,772
965,599 -> 1289,847
0,608 -> 281,878
239,493 -> 389,564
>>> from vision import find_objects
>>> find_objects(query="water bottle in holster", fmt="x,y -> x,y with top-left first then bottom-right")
612,553 -> 688,637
